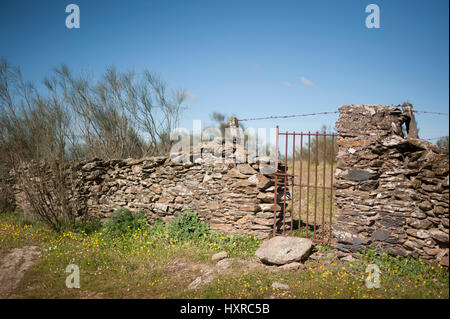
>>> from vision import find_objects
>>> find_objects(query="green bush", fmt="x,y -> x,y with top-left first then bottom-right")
148,218 -> 167,235
72,217 -> 103,234
103,209 -> 149,236
167,210 -> 210,241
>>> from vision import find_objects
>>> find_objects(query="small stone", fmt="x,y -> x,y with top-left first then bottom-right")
203,174 -> 212,183
212,251 -> 229,262
381,135 -> 407,147
403,240 -> 418,250
211,173 -> 222,179
371,229 -> 390,241
408,218 -> 432,229
406,229 -> 430,239
248,174 -> 272,190
188,276 -> 203,290
257,192 -> 274,203
345,169 -> 372,181
440,255 -> 449,267
279,262 -> 304,271
237,164 -> 258,175
81,162 -> 98,171
340,255 -> 356,262
429,229 -> 449,244
259,203 -> 281,212
259,164 -> 276,175
154,203 -> 168,212
271,282 -> 290,290
423,247 -> 439,256
226,168 -> 248,179
411,211 -> 427,219
418,201 -> 433,211
216,258 -> 234,270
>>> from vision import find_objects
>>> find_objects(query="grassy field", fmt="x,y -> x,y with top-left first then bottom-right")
277,159 -> 337,241
0,210 -> 448,299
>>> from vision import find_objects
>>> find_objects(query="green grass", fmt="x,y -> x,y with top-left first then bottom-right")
188,250 -> 449,299
1,211 -> 448,299
0,210 -> 260,298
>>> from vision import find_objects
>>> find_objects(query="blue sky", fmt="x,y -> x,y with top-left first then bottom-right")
1,0 -> 448,139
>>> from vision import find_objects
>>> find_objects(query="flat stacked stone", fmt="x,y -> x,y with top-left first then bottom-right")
333,104 -> 449,265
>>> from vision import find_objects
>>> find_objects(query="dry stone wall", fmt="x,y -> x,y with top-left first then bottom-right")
11,104 -> 449,265
13,138 -> 280,239
333,104 -> 449,265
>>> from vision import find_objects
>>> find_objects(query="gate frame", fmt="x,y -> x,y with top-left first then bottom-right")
273,126 -> 336,244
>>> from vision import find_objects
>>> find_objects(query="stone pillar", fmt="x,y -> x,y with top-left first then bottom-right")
402,102 -> 419,139
333,104 -> 449,264
333,104 -> 407,256
229,116 -> 238,129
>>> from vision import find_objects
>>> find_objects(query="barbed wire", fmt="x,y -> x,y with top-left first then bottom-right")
423,136 -> 448,141
413,110 -> 449,115
237,111 -> 339,122
236,108 -> 448,122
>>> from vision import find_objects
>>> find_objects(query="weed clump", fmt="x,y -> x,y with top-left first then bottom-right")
72,217 -> 103,234
104,209 -> 149,236
167,210 -> 210,241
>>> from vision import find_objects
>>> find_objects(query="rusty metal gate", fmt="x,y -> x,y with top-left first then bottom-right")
273,126 -> 337,243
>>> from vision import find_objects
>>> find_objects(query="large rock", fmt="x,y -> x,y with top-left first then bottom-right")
237,164 -> 258,175
255,236 -> 313,265
248,174 -> 272,190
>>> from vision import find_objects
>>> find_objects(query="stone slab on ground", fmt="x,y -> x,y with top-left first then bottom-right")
271,282 -> 290,290
255,236 -> 313,265
279,262 -> 304,271
216,258 -> 234,270
212,251 -> 229,262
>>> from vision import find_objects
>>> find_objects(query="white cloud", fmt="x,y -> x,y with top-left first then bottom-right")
185,91 -> 196,100
283,81 -> 293,88
299,76 -> 313,87
249,62 -> 262,71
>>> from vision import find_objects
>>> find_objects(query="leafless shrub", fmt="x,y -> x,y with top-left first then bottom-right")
0,58 -> 187,228
0,164 -> 15,213
436,136 -> 449,152
53,65 -> 187,159
0,58 -> 75,229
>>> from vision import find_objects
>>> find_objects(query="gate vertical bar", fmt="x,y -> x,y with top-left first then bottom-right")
282,132 -> 288,235
273,126 -> 279,237
328,133 -> 335,243
291,134 -> 295,235
321,133 -> 327,242
298,134 -> 303,237
306,132 -> 311,238
313,131 -> 319,241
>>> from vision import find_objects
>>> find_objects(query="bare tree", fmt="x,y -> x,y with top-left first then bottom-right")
0,58 -> 75,229
53,65 -> 187,159
436,136 -> 449,151
0,58 -> 187,227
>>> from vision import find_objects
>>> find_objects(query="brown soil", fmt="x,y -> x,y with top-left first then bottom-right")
0,246 -> 41,298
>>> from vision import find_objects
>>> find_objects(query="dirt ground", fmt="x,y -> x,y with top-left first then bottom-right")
0,246 -> 41,298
